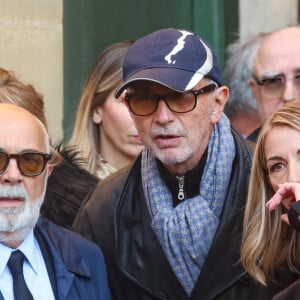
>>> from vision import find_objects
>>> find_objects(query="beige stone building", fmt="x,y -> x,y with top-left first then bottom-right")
0,0 -> 297,142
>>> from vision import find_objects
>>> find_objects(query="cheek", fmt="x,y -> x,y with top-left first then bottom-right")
24,176 -> 46,201
269,178 -> 278,192
132,119 -> 150,142
103,103 -> 134,128
268,174 -> 281,193
260,97 -> 283,114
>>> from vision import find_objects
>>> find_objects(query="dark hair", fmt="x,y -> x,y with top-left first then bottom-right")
41,143 -> 99,229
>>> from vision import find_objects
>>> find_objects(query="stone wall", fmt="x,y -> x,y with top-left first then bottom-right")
0,0 -> 297,141
0,0 -> 62,142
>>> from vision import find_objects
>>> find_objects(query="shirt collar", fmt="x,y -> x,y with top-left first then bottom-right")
18,230 -> 40,275
0,230 -> 39,276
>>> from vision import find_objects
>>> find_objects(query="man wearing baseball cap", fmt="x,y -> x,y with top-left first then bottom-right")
74,28 -> 291,299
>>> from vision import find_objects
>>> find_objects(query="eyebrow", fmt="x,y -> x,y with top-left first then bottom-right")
0,148 -> 40,153
266,156 -> 283,163
267,149 -> 300,163
260,71 -> 283,78
261,68 -> 300,78
293,68 -> 300,74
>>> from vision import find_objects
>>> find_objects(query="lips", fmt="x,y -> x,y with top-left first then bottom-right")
153,134 -> 181,147
0,197 -> 25,207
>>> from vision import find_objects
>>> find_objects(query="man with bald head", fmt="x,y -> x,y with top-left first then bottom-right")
0,104 -> 110,299
248,26 -> 300,141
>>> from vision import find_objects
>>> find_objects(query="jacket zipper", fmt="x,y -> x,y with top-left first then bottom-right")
176,176 -> 185,201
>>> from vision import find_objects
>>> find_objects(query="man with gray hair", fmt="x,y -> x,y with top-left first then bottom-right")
74,28 -> 294,299
249,25 -> 300,141
224,33 -> 267,139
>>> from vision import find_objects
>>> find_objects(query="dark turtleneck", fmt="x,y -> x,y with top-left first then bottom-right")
157,148 -> 208,207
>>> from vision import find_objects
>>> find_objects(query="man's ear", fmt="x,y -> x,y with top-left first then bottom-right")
47,164 -> 53,177
210,86 -> 229,124
93,106 -> 103,124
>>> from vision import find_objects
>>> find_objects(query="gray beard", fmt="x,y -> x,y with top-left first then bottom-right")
0,175 -> 48,246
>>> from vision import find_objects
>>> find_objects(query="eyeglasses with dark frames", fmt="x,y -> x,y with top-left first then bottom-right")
0,151 -> 51,177
253,74 -> 300,98
124,83 -> 217,116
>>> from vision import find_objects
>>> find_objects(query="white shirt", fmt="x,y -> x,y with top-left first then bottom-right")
0,230 -> 55,300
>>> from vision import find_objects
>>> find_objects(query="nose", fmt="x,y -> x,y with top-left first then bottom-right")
152,100 -> 175,124
0,159 -> 22,184
282,79 -> 300,102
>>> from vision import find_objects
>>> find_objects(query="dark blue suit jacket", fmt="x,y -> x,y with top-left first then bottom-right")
1,218 -> 111,300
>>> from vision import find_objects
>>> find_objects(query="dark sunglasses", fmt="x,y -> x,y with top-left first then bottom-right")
0,151 -> 51,177
124,84 -> 217,116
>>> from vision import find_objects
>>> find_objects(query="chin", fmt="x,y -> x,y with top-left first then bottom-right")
154,150 -> 188,165
0,192 -> 44,235
0,205 -> 40,233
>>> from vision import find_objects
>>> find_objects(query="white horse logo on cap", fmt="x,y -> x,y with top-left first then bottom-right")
164,30 -> 193,64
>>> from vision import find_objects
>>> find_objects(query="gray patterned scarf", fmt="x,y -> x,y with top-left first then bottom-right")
141,113 -> 235,295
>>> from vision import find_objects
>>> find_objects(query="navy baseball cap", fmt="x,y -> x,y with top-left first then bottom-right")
115,28 -> 222,98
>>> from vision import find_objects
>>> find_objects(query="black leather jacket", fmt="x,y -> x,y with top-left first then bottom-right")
73,129 -> 292,300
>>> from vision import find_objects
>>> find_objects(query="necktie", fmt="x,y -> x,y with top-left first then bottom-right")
7,250 -> 34,300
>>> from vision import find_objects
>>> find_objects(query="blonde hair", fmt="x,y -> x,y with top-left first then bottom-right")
241,100 -> 300,285
0,68 -> 61,166
68,40 -> 134,176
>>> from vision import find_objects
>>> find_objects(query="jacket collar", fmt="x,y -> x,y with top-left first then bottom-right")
35,219 -> 91,278
35,219 -> 91,299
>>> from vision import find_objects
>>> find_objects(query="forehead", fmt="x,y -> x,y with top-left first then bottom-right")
0,117 -> 46,153
265,125 -> 300,155
254,29 -> 300,74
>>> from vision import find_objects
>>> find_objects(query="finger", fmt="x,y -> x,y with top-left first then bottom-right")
266,184 -> 297,210
266,193 -> 283,210
277,182 -> 300,199
281,195 -> 295,210
281,213 -> 291,226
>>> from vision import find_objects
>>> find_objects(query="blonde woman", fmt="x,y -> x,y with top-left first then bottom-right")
69,41 -> 144,179
241,100 -> 300,294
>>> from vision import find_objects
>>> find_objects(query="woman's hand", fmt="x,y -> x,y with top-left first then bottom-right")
266,182 -> 300,225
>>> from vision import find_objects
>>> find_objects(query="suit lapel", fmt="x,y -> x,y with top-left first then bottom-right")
34,219 -> 91,299
34,226 -> 59,299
